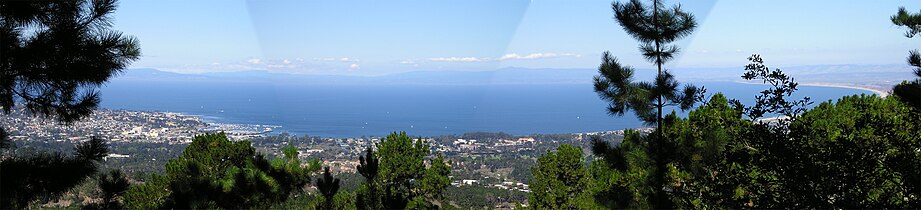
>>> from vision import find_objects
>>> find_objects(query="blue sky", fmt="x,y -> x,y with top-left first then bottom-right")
114,0 -> 921,75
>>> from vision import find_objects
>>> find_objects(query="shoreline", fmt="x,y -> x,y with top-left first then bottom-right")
797,83 -> 889,98
733,81 -> 890,98
100,108 -> 633,139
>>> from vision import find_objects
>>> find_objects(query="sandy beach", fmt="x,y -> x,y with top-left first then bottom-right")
733,81 -> 890,98
798,83 -> 890,98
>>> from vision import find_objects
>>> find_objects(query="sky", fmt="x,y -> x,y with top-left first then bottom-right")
113,0 -> 921,75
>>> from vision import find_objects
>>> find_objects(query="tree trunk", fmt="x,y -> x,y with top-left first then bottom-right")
652,0 -> 672,209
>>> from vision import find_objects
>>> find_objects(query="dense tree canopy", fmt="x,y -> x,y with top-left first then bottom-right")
528,144 -> 591,209
0,137 -> 109,209
584,94 -> 921,209
122,133 -> 320,209
587,94 -> 749,209
773,95 -> 921,208
355,132 -> 451,209
578,51 -> 921,208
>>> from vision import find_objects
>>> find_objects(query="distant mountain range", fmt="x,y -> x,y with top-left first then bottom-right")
115,64 -> 913,86
116,67 -> 607,85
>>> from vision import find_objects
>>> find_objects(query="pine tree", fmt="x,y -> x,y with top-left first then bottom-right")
358,147 -> 379,183
528,144 -> 590,209
0,137 -> 109,208
359,132 -> 451,209
0,1 -> 138,207
356,147 -> 382,209
592,0 -> 702,208
0,0 -> 140,144
122,133 -> 320,209
84,169 -> 131,210
891,7 -> 921,109
315,166 -> 341,209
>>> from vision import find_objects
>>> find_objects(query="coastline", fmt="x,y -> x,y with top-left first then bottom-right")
733,81 -> 890,98
797,83 -> 889,98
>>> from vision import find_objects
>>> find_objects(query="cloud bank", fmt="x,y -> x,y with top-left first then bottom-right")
426,52 -> 580,62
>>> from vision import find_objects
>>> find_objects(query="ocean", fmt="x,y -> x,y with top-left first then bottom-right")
99,80 -> 874,138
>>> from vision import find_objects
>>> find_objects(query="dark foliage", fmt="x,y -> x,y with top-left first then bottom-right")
769,95 -> 921,208
356,132 -> 451,209
356,147 -> 381,209
315,166 -> 341,209
582,55 -> 921,209
0,138 -> 109,208
358,147 -> 379,182
893,78 -> 921,109
75,137 -> 109,161
84,169 -> 130,209
122,133 -> 319,209
733,54 -> 813,120
0,1 -> 137,208
0,127 -> 9,149
892,7 -> 921,110
893,7 -> 921,37
443,185 -> 529,209
0,0 -> 140,123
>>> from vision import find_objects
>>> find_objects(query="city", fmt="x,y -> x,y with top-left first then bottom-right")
2,106 -> 637,208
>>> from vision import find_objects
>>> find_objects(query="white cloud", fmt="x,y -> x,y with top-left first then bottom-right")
498,52 -> 580,61
314,57 -> 359,62
173,56 -> 367,74
398,60 -> 421,67
429,57 -> 485,62
424,53 -> 580,63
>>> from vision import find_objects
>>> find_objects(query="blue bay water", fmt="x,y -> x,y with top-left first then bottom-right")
99,80 -> 873,138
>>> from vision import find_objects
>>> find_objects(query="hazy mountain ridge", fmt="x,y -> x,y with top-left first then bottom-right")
115,64 -> 911,86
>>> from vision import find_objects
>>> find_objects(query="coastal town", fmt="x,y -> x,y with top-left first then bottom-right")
1,107 -> 636,202
1,107 -> 280,144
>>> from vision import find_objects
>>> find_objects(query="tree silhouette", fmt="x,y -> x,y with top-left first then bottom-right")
0,127 -> 8,149
592,0 -> 702,208
356,147 -> 382,209
891,7 -> 921,109
0,137 -> 109,208
733,54 -> 813,120
84,169 -> 131,209
0,0 -> 140,144
0,1 -> 138,207
315,166 -> 341,209
358,147 -> 379,183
